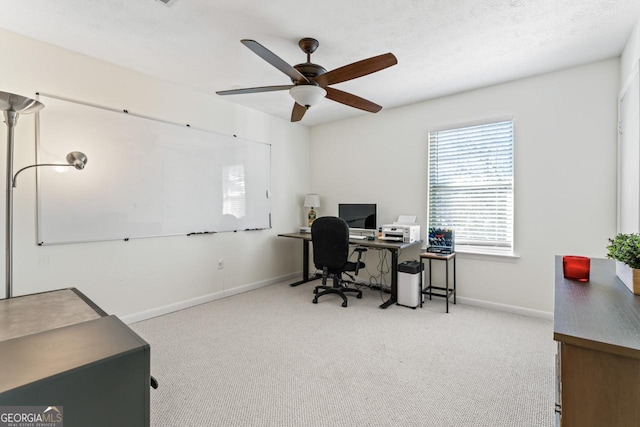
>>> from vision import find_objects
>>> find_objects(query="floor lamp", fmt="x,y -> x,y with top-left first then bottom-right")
0,91 -> 88,299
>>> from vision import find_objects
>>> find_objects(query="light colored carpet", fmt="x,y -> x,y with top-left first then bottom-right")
131,279 -> 555,426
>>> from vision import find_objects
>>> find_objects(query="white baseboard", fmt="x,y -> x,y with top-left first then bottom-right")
456,296 -> 553,320
120,272 -> 553,324
346,276 -> 553,320
120,272 -> 300,324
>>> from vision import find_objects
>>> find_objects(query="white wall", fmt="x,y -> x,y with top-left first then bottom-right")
619,17 -> 640,233
621,17 -> 640,87
0,29 -> 310,320
310,59 -> 619,315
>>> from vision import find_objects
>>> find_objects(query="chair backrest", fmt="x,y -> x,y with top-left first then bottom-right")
311,216 -> 350,271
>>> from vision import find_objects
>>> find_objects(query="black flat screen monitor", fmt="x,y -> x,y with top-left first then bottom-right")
338,204 -> 377,230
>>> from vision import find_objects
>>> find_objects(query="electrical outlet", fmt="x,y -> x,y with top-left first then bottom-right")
218,258 -> 224,269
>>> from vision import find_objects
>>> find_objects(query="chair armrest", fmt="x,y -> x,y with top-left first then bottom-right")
354,247 -> 367,274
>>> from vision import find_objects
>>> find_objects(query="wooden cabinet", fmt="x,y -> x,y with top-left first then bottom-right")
554,257 -> 640,426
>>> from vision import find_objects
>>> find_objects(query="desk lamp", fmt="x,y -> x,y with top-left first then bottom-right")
304,194 -> 320,227
0,91 -> 88,299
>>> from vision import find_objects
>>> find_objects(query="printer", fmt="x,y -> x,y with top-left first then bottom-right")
380,215 -> 420,243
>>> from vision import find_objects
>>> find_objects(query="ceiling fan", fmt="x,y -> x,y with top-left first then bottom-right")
216,38 -> 397,122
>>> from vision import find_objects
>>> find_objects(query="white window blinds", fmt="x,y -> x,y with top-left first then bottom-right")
428,120 -> 514,251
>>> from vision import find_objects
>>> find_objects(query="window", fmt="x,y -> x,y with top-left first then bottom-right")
428,120 -> 514,253
222,164 -> 246,218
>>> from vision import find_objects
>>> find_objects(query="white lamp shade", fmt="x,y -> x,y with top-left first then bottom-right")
290,85 -> 326,107
304,194 -> 320,208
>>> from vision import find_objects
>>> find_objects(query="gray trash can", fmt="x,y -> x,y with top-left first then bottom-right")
397,260 -> 422,308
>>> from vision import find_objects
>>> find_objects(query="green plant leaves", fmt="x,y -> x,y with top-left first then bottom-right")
606,233 -> 640,269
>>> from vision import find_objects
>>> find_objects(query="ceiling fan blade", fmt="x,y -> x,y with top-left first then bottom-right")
325,87 -> 382,113
314,53 -> 397,87
216,85 -> 293,96
291,102 -> 308,122
241,39 -> 310,84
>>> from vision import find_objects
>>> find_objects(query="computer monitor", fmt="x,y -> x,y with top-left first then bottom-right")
338,203 -> 377,230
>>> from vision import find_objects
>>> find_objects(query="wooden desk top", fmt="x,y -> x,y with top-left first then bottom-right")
420,252 -> 456,260
554,256 -> 640,360
278,232 -> 422,250
278,232 -> 311,240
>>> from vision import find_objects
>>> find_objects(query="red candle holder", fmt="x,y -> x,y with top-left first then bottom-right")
563,256 -> 590,282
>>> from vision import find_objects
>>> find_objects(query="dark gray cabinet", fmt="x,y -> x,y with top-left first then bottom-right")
0,289 -> 150,427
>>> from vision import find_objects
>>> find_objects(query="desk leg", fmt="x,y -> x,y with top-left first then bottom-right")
453,256 -> 457,304
445,258 -> 449,313
290,239 -> 312,287
379,248 -> 398,309
428,259 -> 433,300
419,259 -> 424,308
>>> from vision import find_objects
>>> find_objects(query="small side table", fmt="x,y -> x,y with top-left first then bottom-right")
420,252 -> 456,313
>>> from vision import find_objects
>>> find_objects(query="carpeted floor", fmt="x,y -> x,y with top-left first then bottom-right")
131,279 -> 555,426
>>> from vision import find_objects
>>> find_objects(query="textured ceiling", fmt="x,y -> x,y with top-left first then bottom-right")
0,0 -> 638,126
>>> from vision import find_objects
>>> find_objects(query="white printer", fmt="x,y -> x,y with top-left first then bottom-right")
380,215 -> 421,243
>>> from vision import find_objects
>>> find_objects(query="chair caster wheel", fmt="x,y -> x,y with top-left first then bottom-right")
342,301 -> 348,307
357,293 -> 362,299
313,298 -> 318,304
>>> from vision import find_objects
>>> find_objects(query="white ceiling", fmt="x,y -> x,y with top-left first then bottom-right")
0,0 -> 638,126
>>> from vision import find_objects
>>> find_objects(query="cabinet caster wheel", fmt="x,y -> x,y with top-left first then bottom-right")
342,301 -> 348,307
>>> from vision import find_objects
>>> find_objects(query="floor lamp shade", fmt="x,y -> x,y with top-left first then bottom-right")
0,92 -> 44,115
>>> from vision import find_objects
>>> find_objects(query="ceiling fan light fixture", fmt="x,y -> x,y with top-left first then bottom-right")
289,85 -> 326,108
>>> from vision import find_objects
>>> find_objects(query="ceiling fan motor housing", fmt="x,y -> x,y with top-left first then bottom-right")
293,38 -> 326,85
293,63 -> 327,84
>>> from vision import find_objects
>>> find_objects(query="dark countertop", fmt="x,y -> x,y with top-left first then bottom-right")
554,256 -> 640,359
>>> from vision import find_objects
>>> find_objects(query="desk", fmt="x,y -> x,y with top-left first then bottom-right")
278,232 -> 421,309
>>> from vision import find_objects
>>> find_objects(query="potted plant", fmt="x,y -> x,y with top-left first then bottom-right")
606,233 -> 640,295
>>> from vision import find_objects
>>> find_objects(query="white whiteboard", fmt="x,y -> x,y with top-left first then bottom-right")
35,94 -> 271,245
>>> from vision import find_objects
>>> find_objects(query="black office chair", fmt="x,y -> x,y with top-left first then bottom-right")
311,216 -> 365,307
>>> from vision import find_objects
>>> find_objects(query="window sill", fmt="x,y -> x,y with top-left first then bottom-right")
453,247 -> 520,262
